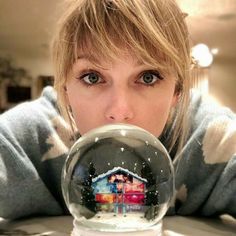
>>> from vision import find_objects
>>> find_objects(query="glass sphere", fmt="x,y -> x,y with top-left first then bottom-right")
62,124 -> 174,234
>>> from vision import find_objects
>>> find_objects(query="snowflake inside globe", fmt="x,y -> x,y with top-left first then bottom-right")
62,124 -> 174,234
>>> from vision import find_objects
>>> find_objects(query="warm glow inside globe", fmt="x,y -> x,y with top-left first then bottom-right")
62,124 -> 174,234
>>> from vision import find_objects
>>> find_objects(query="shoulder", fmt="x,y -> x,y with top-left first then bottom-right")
0,86 -> 59,128
0,86 -> 74,161
186,90 -> 236,164
189,90 -> 235,126
0,86 -> 63,147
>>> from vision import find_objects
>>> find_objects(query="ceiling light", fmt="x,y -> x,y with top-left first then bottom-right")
191,43 -> 213,68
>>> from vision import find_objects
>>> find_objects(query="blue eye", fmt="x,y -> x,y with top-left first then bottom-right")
139,71 -> 163,86
80,72 -> 102,85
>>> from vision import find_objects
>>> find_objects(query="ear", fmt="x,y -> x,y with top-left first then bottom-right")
64,86 -> 74,115
171,93 -> 180,107
63,85 -> 70,105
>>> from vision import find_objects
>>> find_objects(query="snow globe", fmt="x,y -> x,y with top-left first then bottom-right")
62,124 -> 174,236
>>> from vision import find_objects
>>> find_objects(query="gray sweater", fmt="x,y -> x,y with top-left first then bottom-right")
0,86 -> 235,219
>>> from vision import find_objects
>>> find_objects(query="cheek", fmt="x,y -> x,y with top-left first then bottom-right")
141,102 -> 173,137
69,99 -> 102,134
66,86 -> 105,134
139,91 -> 177,137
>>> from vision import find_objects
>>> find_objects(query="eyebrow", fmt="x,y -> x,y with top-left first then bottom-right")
77,54 -> 101,64
77,54 -> 145,68
76,54 -> 110,70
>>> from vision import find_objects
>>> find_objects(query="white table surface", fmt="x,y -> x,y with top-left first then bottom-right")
0,214 -> 236,235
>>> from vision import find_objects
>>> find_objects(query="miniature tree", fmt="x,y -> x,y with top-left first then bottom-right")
141,164 -> 159,220
81,162 -> 97,214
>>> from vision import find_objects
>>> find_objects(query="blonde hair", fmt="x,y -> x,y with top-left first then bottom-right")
52,0 -> 193,156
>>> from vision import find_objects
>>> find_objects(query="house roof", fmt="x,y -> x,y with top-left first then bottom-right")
92,166 -> 147,183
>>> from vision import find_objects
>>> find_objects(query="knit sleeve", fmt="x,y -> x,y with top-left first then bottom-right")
170,92 -> 236,217
0,87 -> 73,219
0,133 -> 63,219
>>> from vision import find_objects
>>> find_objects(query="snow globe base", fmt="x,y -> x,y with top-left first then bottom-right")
62,124 -> 174,235
71,219 -> 163,236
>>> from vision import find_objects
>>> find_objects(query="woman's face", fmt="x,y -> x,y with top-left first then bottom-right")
66,52 -> 178,137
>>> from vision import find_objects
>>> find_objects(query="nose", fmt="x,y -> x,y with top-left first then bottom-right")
104,87 -> 134,123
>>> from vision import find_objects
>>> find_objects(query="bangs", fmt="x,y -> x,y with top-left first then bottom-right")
67,0 -> 186,77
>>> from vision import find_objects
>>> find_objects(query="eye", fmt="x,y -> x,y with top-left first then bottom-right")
79,72 -> 103,85
138,71 -> 164,86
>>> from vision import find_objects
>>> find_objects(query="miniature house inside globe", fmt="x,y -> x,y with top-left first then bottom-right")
62,124 -> 174,235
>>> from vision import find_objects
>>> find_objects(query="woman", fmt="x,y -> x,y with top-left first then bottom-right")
0,0 -> 235,220
53,0 -> 191,156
